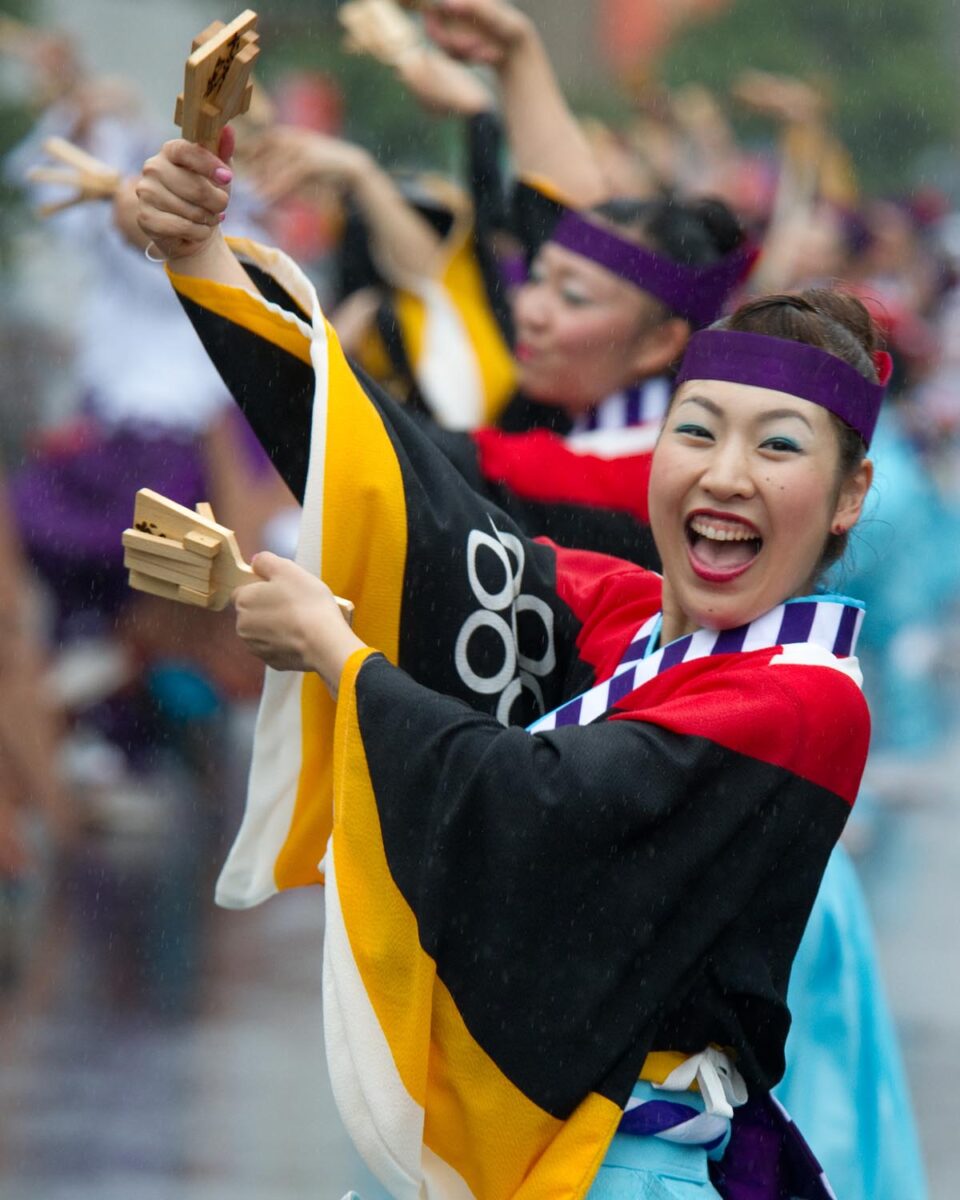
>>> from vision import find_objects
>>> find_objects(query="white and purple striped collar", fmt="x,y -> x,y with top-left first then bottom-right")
570,376 -> 671,436
527,593 -> 864,734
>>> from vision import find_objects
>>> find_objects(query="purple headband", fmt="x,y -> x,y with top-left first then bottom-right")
549,210 -> 757,328
675,329 -> 887,447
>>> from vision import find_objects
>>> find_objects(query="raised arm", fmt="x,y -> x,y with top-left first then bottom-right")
241,126 -> 444,286
339,0 -> 495,119
423,0 -> 607,206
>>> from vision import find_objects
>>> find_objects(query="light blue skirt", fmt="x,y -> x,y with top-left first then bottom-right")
587,1082 -> 722,1199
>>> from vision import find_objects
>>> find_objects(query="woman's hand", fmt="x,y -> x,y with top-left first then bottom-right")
422,0 -> 533,68
233,552 -> 366,695
242,127 -> 370,205
136,131 -> 234,261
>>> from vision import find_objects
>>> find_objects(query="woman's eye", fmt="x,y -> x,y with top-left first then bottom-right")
674,423 -> 713,440
761,437 -> 801,453
561,289 -> 591,307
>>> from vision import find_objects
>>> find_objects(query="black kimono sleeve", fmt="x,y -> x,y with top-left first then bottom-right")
166,245 -> 645,724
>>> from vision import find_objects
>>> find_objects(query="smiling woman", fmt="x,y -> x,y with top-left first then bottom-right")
651,290 -> 879,642
135,144 -> 886,1199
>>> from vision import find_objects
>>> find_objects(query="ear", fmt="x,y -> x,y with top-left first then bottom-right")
832,457 -> 874,533
629,317 -> 690,379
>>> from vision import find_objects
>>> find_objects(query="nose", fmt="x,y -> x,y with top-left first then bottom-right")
698,436 -> 756,501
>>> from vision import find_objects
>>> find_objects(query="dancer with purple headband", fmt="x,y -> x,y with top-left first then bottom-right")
135,129 -> 890,1197
416,196 -> 756,569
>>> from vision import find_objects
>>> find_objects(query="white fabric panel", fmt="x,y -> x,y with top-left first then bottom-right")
215,247 -> 324,909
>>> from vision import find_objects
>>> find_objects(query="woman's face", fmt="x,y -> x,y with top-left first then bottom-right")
649,379 -> 871,637
511,242 -> 676,413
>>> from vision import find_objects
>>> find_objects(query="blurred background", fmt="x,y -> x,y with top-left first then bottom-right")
0,0 -> 959,1197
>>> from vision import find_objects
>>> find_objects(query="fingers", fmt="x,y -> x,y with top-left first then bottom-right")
138,178 -> 224,229
142,142 -> 231,210
423,11 -> 486,61
137,139 -> 232,249
249,550 -> 287,582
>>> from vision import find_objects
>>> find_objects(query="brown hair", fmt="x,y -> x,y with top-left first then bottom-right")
713,289 -> 879,572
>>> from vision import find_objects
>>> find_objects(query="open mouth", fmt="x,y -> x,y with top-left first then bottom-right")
685,514 -> 763,581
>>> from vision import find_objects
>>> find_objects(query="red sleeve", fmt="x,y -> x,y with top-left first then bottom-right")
612,653 -> 870,807
473,428 -> 653,522
542,540 -> 663,683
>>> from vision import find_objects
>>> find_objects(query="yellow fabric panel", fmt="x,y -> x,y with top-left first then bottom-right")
355,321 -> 394,383
393,289 -> 427,373
512,1093 -> 621,1200
333,651 -> 622,1198
426,981 -> 621,1199
332,646 -> 434,1109
275,321 -> 410,891
440,237 -> 517,426
166,270 -> 313,366
274,673 -> 334,890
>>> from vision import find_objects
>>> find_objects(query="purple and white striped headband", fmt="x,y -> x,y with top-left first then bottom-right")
675,329 -> 889,447
549,210 -> 758,328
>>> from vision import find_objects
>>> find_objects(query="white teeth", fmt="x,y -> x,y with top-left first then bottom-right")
689,517 -> 759,542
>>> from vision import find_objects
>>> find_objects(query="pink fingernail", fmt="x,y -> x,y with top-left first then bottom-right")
213,167 -> 233,184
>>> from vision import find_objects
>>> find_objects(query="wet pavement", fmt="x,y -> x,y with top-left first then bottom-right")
0,883 -> 389,1200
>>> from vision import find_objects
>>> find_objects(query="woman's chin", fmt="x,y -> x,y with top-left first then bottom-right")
681,589 -> 766,635
517,368 -> 589,411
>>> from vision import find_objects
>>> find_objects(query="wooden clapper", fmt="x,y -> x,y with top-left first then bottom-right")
174,10 -> 261,151
339,0 -> 423,63
123,489 -> 354,621
26,137 -> 122,218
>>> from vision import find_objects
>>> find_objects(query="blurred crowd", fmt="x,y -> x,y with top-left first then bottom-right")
0,2 -> 958,1196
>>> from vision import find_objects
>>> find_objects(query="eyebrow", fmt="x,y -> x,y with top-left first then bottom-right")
677,395 -> 814,433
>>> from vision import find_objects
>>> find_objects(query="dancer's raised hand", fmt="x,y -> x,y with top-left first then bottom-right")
422,0 -> 532,68
136,129 -> 234,261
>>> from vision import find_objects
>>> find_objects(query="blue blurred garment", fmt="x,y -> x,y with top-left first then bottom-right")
836,409 -> 960,752
590,1083 -> 722,1199
775,846 -> 928,1200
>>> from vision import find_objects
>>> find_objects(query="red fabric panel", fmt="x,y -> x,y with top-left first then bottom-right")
611,652 -> 869,807
545,540 -> 662,682
473,428 -> 653,522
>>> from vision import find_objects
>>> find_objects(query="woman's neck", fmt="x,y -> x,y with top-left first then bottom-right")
659,584 -> 699,648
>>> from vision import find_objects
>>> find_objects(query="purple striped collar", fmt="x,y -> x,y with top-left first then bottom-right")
527,593 -> 864,734
571,376 -> 672,435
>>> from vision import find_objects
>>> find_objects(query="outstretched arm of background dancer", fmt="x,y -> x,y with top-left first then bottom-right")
423,0 -> 607,205
241,126 -> 443,285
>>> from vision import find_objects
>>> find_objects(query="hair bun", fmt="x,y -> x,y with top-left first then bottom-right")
720,289 -> 882,382
590,194 -> 744,267
800,288 -> 878,357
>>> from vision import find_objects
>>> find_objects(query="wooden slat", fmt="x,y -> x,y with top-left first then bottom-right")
123,550 -> 212,586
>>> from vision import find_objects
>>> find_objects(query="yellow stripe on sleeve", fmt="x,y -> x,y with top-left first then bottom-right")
166,270 -> 314,366
274,320 -> 410,892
